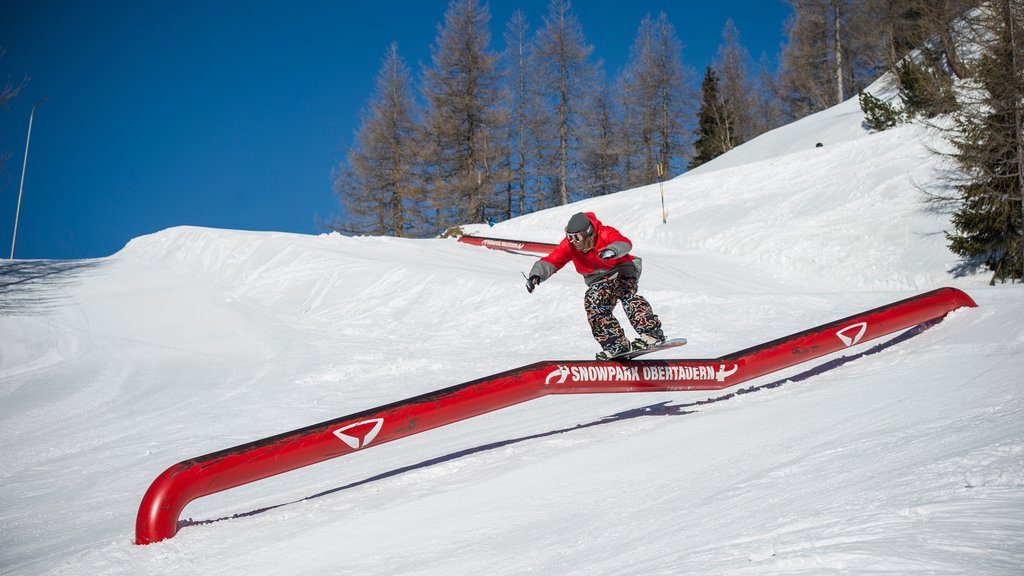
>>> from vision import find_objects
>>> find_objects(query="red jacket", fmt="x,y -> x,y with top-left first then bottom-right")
530,212 -> 640,286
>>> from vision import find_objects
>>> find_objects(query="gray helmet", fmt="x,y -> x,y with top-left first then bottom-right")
565,212 -> 593,235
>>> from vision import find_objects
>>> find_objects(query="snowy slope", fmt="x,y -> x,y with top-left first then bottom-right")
2,84 -> 1022,576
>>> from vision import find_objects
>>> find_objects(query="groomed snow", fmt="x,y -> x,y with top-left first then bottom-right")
2,79 -> 1022,575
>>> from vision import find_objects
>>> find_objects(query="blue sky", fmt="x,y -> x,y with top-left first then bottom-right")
0,1 -> 792,260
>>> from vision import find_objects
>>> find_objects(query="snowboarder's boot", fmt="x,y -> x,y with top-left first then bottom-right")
632,331 -> 666,350
596,344 -> 630,361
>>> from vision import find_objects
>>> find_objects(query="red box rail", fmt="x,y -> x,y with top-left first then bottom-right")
456,235 -> 557,255
135,287 -> 976,544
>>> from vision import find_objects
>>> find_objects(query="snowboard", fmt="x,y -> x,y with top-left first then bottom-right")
606,337 -> 688,360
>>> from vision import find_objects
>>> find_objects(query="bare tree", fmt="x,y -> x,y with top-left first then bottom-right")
502,9 -> 531,218
651,14 -> 692,178
746,53 -> 787,139
579,72 -> 622,195
1,47 -> 29,173
833,0 -> 845,102
714,20 -> 758,146
532,0 -> 598,205
420,0 -> 504,227
777,1 -> 839,120
778,0 -> 895,119
333,43 -> 421,237
852,0 -> 924,70
921,0 -> 980,79
0,54 -> 26,110
617,13 -> 692,185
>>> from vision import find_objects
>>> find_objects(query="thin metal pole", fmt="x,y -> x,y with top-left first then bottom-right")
10,97 -> 46,260
658,162 -> 667,224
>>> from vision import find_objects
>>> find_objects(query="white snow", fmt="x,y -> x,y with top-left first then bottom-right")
2,80 -> 1022,575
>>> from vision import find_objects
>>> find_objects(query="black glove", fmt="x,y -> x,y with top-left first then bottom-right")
525,275 -> 540,293
598,248 -> 616,259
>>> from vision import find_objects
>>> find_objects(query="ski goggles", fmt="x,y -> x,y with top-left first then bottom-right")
566,230 -> 591,243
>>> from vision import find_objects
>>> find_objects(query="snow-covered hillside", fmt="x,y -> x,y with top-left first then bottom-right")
2,81 -> 1022,575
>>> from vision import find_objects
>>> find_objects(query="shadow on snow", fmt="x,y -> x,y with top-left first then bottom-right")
0,259 -> 105,315
179,319 -> 941,532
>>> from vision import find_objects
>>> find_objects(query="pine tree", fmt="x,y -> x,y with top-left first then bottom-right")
333,43 -> 420,237
858,89 -> 903,130
896,56 -> 956,118
945,1 -> 1024,283
691,67 -> 734,169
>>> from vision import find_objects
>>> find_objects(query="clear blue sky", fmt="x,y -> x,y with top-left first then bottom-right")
0,1 -> 792,260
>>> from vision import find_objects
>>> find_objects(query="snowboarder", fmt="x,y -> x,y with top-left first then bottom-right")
525,212 -> 666,360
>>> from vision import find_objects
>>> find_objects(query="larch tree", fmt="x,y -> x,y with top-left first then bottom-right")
579,72 -> 622,196
419,0 -> 504,228
777,0 -> 839,120
333,42 -> 420,237
617,12 -> 691,185
532,0 -> 597,206
713,20 -> 756,146
502,9 -> 531,218
0,47 -> 29,173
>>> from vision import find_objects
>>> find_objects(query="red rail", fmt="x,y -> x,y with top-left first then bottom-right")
135,287 -> 976,544
456,235 -> 557,255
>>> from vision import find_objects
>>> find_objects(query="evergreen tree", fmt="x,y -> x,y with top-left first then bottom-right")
945,1 -> 1024,283
333,43 -> 420,237
858,89 -> 903,130
691,66 -> 734,169
896,56 -> 956,118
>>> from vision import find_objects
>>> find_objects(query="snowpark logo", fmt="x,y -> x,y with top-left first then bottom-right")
545,365 -> 570,385
544,363 -> 738,384
836,322 -> 868,347
482,239 -> 525,250
332,418 -> 384,450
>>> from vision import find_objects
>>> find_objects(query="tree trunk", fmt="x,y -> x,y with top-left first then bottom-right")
834,0 -> 844,104
1008,0 -> 1024,278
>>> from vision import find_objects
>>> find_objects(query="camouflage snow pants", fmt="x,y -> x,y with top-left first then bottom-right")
584,275 -> 663,353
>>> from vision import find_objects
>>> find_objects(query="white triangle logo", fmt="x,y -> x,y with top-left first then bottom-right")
836,322 -> 868,347
332,418 -> 384,450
